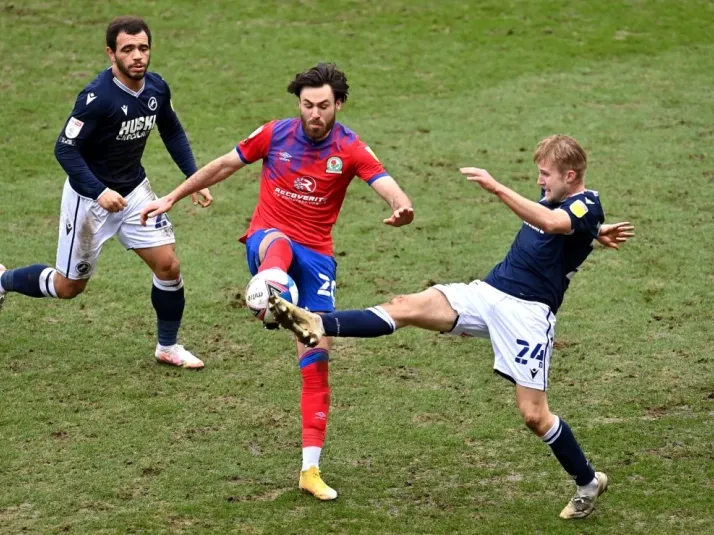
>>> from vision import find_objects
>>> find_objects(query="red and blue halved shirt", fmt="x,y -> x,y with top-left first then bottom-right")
237,118 -> 389,256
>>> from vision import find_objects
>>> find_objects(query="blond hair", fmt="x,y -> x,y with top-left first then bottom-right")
533,135 -> 587,181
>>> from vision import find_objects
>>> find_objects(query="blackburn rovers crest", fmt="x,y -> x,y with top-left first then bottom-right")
326,156 -> 343,174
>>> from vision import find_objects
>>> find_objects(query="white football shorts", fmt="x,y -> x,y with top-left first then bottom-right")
433,280 -> 556,391
56,178 -> 175,280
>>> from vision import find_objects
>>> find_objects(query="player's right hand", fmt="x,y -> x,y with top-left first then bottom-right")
97,189 -> 128,213
140,196 -> 174,226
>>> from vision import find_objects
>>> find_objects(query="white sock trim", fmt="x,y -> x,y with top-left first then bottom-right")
542,415 -> 562,445
302,446 -> 322,471
578,475 -> 600,494
367,305 -> 396,332
39,268 -> 58,298
153,274 -> 184,292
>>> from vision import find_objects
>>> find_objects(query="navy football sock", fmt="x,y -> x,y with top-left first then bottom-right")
320,306 -> 396,337
542,416 -> 596,486
0,265 -> 58,298
152,275 -> 185,347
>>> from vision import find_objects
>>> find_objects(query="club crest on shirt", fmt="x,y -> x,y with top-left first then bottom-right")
75,261 -> 91,276
326,156 -> 343,174
148,96 -> 158,111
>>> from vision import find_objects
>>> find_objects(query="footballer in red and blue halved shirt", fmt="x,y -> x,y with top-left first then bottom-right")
140,63 -> 413,500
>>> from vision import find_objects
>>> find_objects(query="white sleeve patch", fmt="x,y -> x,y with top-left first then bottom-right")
64,117 -> 85,139
247,125 -> 264,139
365,146 -> 380,162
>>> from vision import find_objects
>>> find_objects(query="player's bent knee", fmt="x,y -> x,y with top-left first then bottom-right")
385,294 -> 417,321
385,293 -> 434,327
154,257 -> 181,280
386,294 -> 412,312
54,276 -> 88,299
258,232 -> 291,261
521,406 -> 552,434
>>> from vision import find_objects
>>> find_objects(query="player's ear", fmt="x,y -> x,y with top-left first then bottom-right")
566,169 -> 577,183
106,46 -> 116,63
335,99 -> 343,111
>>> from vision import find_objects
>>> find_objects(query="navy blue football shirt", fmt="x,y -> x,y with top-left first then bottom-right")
55,68 -> 197,199
485,190 -> 605,313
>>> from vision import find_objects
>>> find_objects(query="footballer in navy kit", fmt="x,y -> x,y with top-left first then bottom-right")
0,16 -> 212,369
268,135 -> 635,519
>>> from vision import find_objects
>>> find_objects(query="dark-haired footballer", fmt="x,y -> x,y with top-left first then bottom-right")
140,62 -> 414,500
0,16 -> 212,369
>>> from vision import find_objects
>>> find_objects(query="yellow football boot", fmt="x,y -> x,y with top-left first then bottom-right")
299,467 -> 337,501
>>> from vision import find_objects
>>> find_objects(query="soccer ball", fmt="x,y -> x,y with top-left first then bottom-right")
245,268 -> 299,324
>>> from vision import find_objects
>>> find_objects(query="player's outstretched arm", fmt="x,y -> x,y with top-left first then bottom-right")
597,222 -> 635,250
371,176 -> 414,227
139,149 -> 246,225
460,167 -> 572,234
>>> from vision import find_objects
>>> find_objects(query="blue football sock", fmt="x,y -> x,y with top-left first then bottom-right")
152,275 -> 185,347
542,416 -> 596,486
0,265 -> 58,298
320,306 -> 396,337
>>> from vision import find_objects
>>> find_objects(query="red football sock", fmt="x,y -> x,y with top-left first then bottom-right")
300,350 -> 330,448
258,238 -> 293,273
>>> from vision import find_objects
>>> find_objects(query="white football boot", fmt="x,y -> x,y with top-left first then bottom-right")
155,344 -> 204,369
559,472 -> 609,519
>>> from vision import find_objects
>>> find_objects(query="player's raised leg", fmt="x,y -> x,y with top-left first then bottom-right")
0,256 -> 103,307
516,386 -> 608,519
0,180 -> 116,309
269,287 -> 458,346
0,263 -> 61,307
257,230 -> 294,274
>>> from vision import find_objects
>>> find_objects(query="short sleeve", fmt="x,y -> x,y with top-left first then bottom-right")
561,195 -> 603,237
351,141 -> 389,185
236,122 -> 274,164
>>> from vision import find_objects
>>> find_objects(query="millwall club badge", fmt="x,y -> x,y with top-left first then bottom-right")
326,156 -> 343,174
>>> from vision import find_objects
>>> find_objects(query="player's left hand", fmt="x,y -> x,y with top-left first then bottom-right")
384,207 -> 414,227
597,221 -> 635,250
460,167 -> 501,194
191,188 -> 213,208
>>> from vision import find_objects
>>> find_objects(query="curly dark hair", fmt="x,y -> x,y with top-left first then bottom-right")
106,16 -> 152,51
287,63 -> 349,103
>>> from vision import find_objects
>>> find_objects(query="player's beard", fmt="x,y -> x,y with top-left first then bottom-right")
302,113 -> 336,142
116,56 -> 150,81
